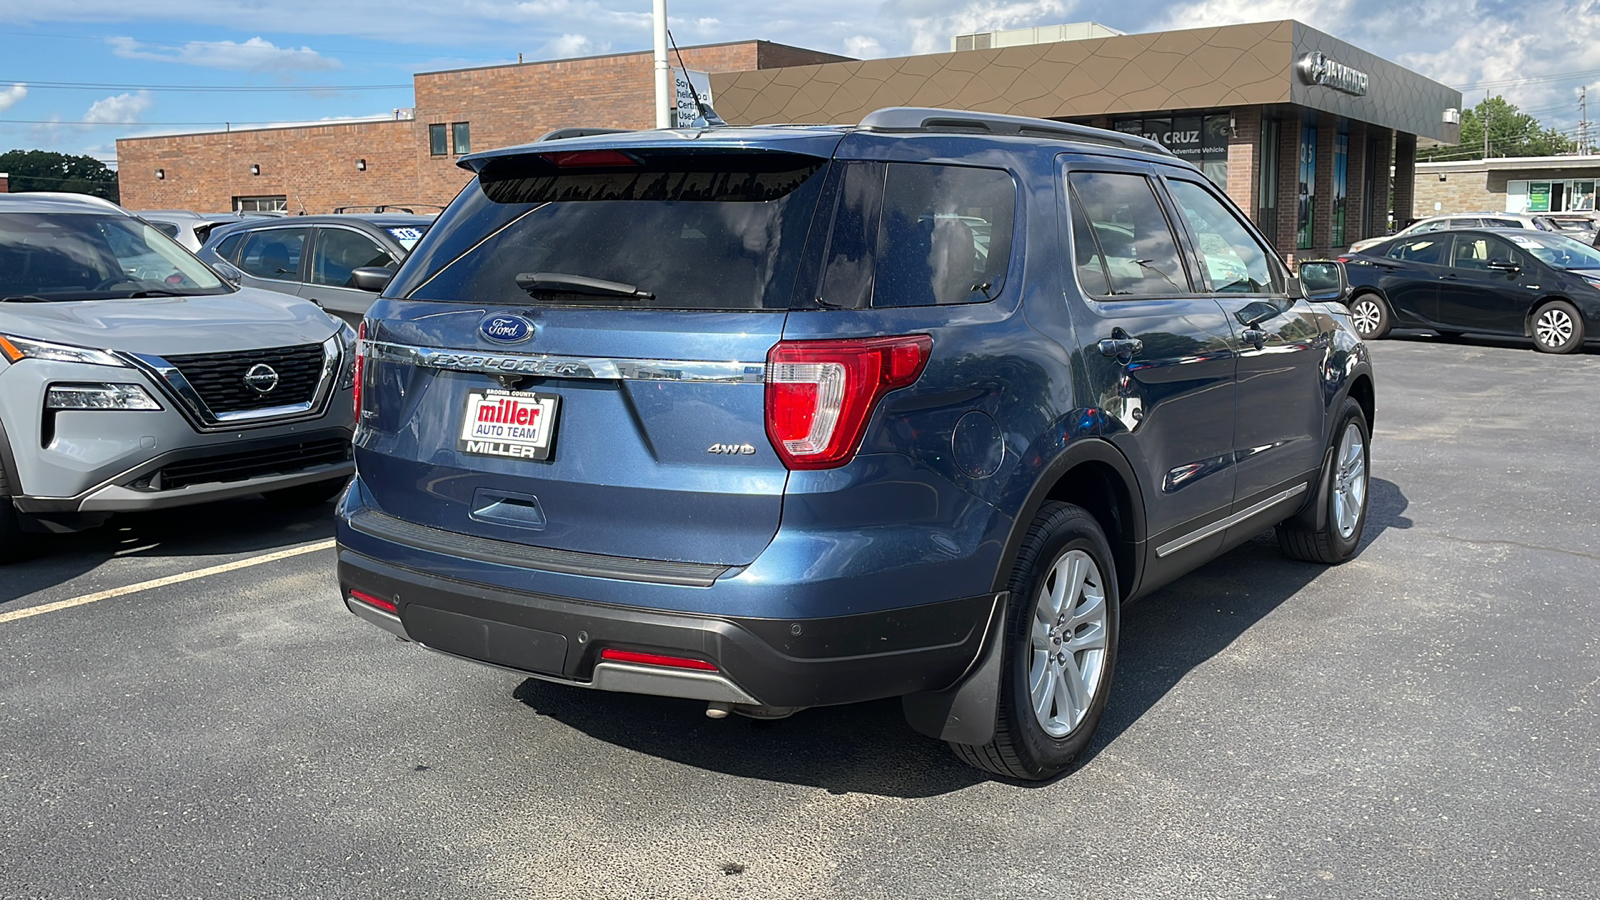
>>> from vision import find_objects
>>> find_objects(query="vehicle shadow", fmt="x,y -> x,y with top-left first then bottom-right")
1386,328 -> 1600,355
0,494 -> 339,606
512,477 -> 1412,796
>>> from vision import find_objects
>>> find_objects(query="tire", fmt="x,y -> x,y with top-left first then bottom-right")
1277,398 -> 1370,564
949,502 -> 1119,781
0,464 -> 36,566
1531,300 -> 1584,354
262,477 -> 349,509
1348,292 -> 1391,340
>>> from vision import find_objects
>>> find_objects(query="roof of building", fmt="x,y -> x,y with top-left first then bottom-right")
1418,155 -> 1600,172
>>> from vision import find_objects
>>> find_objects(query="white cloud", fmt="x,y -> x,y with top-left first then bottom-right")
844,35 -> 886,58
108,36 -> 341,72
541,33 -> 600,58
83,91 -> 153,125
0,83 -> 26,113
880,0 -> 1077,54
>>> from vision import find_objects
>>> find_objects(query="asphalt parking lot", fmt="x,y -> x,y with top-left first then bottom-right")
2,334 -> 1596,900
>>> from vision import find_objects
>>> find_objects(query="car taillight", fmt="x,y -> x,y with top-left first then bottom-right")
349,589 -> 397,614
1335,255 -> 1353,263
599,648 -> 718,671
353,320 -> 366,419
764,335 -> 932,470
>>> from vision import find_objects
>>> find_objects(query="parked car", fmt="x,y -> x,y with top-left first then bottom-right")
1341,227 -> 1600,353
0,193 -> 357,562
335,107 -> 1375,780
197,214 -> 433,325
1346,211 -> 1560,256
132,210 -> 249,252
1546,211 -> 1600,245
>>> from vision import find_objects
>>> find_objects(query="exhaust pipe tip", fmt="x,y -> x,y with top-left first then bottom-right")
705,702 -> 732,719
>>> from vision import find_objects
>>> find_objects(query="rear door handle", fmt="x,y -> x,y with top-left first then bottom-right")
1098,337 -> 1143,359
1240,328 -> 1268,349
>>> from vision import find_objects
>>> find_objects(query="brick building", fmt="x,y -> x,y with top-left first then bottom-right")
1414,155 -> 1600,218
118,21 -> 1459,262
116,41 -> 848,214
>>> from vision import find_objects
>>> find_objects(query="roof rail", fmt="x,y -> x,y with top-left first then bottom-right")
856,107 -> 1172,156
537,127 -> 635,142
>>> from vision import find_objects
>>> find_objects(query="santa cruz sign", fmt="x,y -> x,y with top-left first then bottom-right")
1297,51 -> 1369,97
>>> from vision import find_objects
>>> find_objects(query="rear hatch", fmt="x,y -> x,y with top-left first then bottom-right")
354,137 -> 839,566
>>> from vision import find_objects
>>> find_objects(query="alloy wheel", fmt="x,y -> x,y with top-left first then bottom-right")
1028,549 -> 1109,738
1332,421 -> 1367,540
1536,307 -> 1575,349
1351,299 -> 1382,337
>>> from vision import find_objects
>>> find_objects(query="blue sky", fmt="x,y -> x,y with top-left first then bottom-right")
2,0 -> 1598,168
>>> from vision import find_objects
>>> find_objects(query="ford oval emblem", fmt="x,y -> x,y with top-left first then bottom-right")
480,313 -> 535,344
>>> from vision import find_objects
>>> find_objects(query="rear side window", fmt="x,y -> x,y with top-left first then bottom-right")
236,228 -> 307,281
1386,236 -> 1447,265
150,222 -> 180,239
871,164 -> 1015,307
1069,171 -> 1189,296
400,150 -> 827,310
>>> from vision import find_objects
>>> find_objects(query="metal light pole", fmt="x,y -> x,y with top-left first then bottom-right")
653,0 -> 671,128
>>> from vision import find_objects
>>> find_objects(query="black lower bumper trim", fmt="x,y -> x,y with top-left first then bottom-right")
338,548 -> 998,708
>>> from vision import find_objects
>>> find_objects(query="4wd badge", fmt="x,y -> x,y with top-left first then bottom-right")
707,443 -> 757,455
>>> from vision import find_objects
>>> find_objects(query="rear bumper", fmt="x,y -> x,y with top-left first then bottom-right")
337,548 -> 1000,709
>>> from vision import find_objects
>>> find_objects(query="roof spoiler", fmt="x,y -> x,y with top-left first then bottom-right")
537,127 -> 635,142
857,107 -> 1172,156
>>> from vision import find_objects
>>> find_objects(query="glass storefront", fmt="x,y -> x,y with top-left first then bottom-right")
1508,179 -> 1596,213
1112,112 -> 1231,189
1297,124 -> 1317,250
1331,130 -> 1349,248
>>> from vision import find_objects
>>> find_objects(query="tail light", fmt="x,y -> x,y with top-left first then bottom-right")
349,589 -> 397,614
352,320 -> 366,419
599,648 -> 718,672
1335,255 -> 1353,263
764,335 -> 932,470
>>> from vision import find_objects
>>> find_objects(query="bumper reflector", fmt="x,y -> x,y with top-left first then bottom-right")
349,589 -> 398,614
599,647 -> 718,672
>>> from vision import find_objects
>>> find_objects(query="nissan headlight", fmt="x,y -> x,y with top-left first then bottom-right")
337,321 -> 359,390
45,383 -> 163,411
0,334 -> 127,368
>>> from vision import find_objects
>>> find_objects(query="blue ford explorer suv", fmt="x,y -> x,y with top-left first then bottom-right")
337,108 -> 1375,780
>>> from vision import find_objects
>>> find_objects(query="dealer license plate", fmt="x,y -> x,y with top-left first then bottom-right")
458,389 -> 560,461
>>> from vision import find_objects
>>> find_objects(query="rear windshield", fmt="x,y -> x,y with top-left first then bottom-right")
395,150 -> 827,310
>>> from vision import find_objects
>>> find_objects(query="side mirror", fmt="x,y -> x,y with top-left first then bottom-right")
212,259 -> 244,287
351,266 -> 396,293
1297,260 -> 1350,304
1487,260 -> 1521,274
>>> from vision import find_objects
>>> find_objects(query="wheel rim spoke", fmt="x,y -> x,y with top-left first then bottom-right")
1028,547 -> 1110,738
1030,658 -> 1055,721
1057,664 -> 1086,722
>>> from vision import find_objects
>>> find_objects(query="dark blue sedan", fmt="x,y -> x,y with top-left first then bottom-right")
1339,228 -> 1600,353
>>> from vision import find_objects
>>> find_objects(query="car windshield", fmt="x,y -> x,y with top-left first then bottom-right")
1,212 -> 230,301
384,225 -> 428,253
1504,231 -> 1600,269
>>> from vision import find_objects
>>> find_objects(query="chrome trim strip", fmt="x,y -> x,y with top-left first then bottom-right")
120,336 -> 342,432
1155,482 -> 1310,558
365,339 -> 766,384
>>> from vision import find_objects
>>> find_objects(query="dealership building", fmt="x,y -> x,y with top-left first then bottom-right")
117,19 -> 1461,262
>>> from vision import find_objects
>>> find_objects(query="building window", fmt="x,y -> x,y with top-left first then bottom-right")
429,123 -> 448,156
234,195 -> 287,213
1331,130 -> 1349,247
452,122 -> 471,155
1297,124 -> 1317,250
1507,178 -> 1597,213
1110,111 -> 1230,189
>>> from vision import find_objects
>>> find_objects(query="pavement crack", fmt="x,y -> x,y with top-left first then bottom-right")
1425,532 -> 1600,563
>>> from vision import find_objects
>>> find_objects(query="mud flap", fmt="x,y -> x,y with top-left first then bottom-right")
1288,444 -> 1336,532
901,591 -> 1008,745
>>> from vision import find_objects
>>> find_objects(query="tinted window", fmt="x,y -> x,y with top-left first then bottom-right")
872,164 -> 1014,307
1166,178 -> 1276,293
1068,171 -> 1189,296
401,151 -> 826,310
236,228 -> 308,281
150,221 -> 180,239
1450,235 -> 1519,270
1069,195 -> 1111,295
214,232 -> 245,262
1446,218 -> 1481,228
1386,236 -> 1447,266
312,229 -> 395,287
1484,218 -> 1521,228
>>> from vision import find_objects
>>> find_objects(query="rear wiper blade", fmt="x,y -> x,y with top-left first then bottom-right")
515,272 -> 654,301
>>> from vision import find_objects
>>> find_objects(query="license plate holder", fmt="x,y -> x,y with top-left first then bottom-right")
458,388 -> 560,461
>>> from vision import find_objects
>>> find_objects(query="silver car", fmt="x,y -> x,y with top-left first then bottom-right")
132,210 -> 248,252
1347,211 -> 1559,255
0,193 -> 355,562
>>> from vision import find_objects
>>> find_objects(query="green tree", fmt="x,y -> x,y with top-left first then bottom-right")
1419,96 -> 1577,160
0,149 -> 120,202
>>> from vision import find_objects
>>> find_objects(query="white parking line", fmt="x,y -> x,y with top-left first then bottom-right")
0,539 -> 338,625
